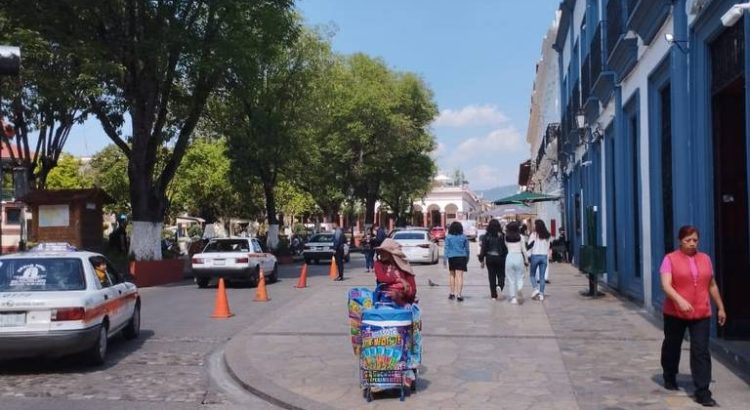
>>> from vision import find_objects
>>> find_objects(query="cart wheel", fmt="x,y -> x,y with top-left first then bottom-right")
400,385 -> 405,401
362,388 -> 368,399
411,381 -> 417,392
366,388 -> 373,402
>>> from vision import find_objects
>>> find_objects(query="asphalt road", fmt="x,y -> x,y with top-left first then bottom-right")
0,255 -> 341,410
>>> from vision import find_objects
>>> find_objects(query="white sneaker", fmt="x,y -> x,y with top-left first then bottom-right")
510,297 -> 518,305
538,294 -> 544,301
531,289 -> 540,299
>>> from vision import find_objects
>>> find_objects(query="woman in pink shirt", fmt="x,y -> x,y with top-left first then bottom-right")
659,225 -> 726,407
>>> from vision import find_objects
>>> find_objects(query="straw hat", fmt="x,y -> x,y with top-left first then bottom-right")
375,238 -> 413,275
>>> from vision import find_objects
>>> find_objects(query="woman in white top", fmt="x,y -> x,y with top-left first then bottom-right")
503,222 -> 527,304
527,220 -> 551,300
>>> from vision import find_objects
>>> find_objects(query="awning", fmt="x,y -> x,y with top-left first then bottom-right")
492,191 -> 560,206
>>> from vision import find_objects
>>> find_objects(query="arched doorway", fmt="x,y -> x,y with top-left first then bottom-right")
427,204 -> 441,227
445,203 -> 459,225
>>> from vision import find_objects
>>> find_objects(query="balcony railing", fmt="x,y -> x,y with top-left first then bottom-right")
534,123 -> 560,170
606,0 -> 625,58
591,23 -> 603,83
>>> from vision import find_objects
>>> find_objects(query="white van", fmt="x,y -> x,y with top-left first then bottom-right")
459,220 -> 478,241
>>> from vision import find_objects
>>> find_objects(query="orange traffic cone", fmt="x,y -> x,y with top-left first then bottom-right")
295,263 -> 308,288
329,256 -> 338,280
254,269 -> 270,302
211,278 -> 234,319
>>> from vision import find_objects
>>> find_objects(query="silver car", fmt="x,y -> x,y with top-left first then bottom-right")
391,230 -> 439,264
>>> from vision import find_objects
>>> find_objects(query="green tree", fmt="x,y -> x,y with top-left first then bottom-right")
0,9 -> 100,189
170,138 -> 263,222
209,26 -> 333,248
88,145 -> 130,215
45,153 -> 94,189
11,1 -> 298,259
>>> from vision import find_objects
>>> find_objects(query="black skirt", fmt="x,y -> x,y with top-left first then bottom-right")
448,256 -> 468,271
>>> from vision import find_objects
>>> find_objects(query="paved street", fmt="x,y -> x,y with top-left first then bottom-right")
1,246 -> 749,409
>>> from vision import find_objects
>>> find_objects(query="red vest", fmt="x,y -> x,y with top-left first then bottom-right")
663,250 -> 713,319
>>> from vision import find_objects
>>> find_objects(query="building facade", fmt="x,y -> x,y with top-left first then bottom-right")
554,0 -> 750,339
527,15 -> 564,237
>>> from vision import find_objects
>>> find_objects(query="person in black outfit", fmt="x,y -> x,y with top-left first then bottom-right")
332,223 -> 345,280
478,219 -> 508,300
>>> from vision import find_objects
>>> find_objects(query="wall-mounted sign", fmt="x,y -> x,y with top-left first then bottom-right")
39,204 -> 70,227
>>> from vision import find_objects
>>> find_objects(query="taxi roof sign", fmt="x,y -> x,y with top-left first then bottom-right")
30,242 -> 78,252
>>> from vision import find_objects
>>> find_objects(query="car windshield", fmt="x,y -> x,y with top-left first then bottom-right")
0,258 -> 86,292
204,240 -> 250,253
310,234 -> 334,243
393,232 -> 426,240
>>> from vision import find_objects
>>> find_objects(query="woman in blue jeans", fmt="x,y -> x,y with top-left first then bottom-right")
527,220 -> 551,301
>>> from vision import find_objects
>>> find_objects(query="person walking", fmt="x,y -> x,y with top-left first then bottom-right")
332,223 -> 346,281
527,220 -> 551,301
659,225 -> 726,407
504,222 -> 527,304
362,227 -> 376,273
444,221 -> 470,302
478,219 -> 508,300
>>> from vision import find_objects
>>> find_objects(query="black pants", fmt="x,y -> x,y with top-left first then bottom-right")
335,249 -> 345,279
661,315 -> 712,397
485,254 -> 506,298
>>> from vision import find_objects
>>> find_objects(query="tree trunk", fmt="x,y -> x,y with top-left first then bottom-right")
365,192 -> 378,226
263,179 -> 279,249
129,159 -> 165,260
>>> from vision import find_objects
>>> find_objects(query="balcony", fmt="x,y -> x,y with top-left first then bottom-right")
607,36 -> 638,79
627,0 -> 671,45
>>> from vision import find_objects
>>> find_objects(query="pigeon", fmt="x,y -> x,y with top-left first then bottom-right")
428,279 -> 439,287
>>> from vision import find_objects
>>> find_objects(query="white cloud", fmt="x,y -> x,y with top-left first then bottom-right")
466,165 -> 504,189
433,104 -> 509,127
450,127 -> 523,162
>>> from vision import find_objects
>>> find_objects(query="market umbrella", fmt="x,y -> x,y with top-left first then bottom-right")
484,204 -> 535,218
492,191 -> 560,206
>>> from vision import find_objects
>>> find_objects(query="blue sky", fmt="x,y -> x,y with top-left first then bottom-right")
65,0 -> 560,190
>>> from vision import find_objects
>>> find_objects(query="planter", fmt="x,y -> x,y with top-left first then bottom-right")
129,258 -> 186,288
277,255 -> 294,265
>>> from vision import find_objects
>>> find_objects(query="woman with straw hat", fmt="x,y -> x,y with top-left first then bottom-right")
374,238 -> 417,306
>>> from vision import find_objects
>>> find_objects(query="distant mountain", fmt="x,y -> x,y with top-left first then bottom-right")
475,185 -> 518,202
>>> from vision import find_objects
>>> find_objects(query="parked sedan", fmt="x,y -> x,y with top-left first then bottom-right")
0,244 -> 140,364
303,233 -> 350,265
391,230 -> 439,264
191,237 -> 278,288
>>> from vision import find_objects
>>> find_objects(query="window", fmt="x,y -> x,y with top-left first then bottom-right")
204,239 -> 251,253
5,208 -> 21,225
660,84 -> 674,254
0,258 -> 85,292
251,239 -> 263,253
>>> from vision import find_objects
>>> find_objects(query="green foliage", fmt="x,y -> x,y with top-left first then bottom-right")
45,154 -> 94,189
88,145 -> 130,214
170,138 -> 262,221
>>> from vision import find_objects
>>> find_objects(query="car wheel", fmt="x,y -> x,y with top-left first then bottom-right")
196,277 -> 209,288
87,323 -> 108,365
304,258 -> 312,265
123,303 -> 141,340
269,264 -> 279,283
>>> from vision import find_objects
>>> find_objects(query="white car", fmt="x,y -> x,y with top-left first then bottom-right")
303,233 -> 350,265
391,230 -> 439,264
0,243 -> 140,364
191,237 -> 278,288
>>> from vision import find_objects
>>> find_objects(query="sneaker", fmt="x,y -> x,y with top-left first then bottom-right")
448,294 -> 455,300
694,395 -> 717,407
531,289 -> 540,299
491,296 -> 498,301
538,294 -> 544,301
457,296 -> 464,302
510,297 -> 518,305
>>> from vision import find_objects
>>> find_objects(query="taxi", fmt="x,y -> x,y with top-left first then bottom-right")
0,243 -> 140,365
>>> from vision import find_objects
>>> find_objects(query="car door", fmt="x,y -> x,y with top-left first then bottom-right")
88,258 -> 121,330
251,239 -> 271,272
105,260 -> 135,329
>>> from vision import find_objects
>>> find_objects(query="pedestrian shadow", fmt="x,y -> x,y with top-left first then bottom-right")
0,329 -> 155,375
